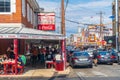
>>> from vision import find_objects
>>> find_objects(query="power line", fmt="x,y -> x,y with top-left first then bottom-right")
56,15 -> 112,27
56,16 -> 99,25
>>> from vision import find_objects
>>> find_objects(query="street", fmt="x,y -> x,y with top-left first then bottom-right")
55,63 -> 120,80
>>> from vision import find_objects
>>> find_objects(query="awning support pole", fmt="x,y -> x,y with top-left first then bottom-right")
61,39 -> 66,70
14,39 -> 18,74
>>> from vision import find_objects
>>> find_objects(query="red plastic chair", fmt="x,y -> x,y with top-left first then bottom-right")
17,65 -> 24,74
45,61 -> 55,68
12,65 -> 24,74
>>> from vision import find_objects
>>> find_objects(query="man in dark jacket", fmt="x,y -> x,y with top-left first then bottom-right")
93,50 -> 98,66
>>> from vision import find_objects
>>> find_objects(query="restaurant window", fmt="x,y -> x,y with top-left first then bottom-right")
0,0 -> 11,12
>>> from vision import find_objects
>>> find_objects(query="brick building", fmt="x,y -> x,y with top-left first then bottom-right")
0,0 -> 40,54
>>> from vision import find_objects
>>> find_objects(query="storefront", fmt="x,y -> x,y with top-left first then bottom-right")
0,26 -> 66,74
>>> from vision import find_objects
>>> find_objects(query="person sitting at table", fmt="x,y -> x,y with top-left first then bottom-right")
12,54 -> 25,74
0,55 -> 4,73
2,54 -> 8,61
17,54 -> 26,74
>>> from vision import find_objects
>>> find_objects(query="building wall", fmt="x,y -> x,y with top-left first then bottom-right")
0,0 -> 38,28
0,0 -> 22,23
22,0 -> 36,28
0,39 -> 13,55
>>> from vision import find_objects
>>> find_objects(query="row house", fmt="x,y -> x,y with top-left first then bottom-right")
0,0 -> 40,54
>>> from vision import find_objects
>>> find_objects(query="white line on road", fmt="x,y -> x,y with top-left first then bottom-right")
92,71 -> 108,77
76,72 -> 86,80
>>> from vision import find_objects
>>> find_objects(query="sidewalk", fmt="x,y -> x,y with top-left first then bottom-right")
23,66 -> 70,78
0,66 -> 71,78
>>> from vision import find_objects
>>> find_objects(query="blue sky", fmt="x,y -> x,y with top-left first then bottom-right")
37,0 -> 114,37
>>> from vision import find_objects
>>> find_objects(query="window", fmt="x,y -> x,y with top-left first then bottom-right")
22,0 -> 26,17
0,0 -> 11,12
27,4 -> 30,22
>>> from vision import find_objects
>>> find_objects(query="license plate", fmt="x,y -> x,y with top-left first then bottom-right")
104,57 -> 108,59
79,59 -> 87,61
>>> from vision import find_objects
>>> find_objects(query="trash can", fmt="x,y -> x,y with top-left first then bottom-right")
55,61 -> 64,71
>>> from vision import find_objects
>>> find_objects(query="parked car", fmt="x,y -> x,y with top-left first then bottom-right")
108,48 -> 118,63
86,50 -> 93,58
69,51 -> 93,68
110,51 -> 118,63
97,51 -> 113,65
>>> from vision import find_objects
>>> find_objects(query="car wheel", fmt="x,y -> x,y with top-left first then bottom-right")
70,62 -> 74,68
71,64 -> 75,68
109,62 -> 113,65
118,62 -> 120,65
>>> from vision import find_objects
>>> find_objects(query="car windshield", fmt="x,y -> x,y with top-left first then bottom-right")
73,52 -> 89,56
99,51 -> 109,55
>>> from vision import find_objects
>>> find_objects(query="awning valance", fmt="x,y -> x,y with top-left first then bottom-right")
0,27 -> 65,40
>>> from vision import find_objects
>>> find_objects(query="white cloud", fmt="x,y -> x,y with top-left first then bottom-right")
66,0 -> 112,11
38,1 -> 60,12
77,1 -> 111,8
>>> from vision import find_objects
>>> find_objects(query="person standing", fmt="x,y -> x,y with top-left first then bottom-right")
6,43 -> 15,59
93,50 -> 98,66
30,45 -> 39,67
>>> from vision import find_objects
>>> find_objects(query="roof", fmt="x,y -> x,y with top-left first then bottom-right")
0,27 -> 65,40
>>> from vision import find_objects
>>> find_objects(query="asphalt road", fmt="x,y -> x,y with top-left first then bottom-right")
52,63 -> 120,80
67,63 -> 120,80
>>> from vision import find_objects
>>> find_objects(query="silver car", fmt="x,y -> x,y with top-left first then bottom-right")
69,51 -> 93,68
97,51 -> 113,65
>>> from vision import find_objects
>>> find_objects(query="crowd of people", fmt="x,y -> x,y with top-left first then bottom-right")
0,42 -> 63,74
30,45 -> 62,68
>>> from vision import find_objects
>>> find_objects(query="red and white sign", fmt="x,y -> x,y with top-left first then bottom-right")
38,12 -> 55,31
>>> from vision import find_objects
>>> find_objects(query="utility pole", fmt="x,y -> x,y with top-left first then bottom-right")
97,11 -> 105,41
61,0 -> 65,35
61,0 -> 66,70
115,0 -> 119,51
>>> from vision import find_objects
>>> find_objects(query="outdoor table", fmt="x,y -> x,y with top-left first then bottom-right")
45,60 -> 55,68
2,60 -> 15,74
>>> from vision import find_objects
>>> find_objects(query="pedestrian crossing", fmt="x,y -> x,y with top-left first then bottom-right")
76,71 -> 108,77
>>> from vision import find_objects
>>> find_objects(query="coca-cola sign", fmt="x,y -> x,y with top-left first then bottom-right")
38,12 -> 55,31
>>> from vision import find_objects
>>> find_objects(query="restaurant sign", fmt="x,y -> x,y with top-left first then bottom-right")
0,34 -> 64,40
38,12 -> 55,31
